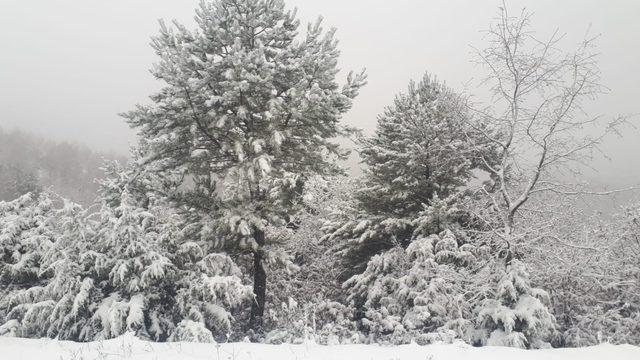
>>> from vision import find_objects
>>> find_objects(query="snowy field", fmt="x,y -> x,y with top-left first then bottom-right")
1,334 -> 638,360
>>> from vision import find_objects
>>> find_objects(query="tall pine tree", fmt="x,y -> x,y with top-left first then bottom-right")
123,0 -> 365,328
325,74 -> 493,276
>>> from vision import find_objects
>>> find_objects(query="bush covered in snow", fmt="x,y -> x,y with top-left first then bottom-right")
0,192 -> 98,339
169,320 -> 215,343
475,260 -> 556,349
529,201 -> 640,347
261,177 -> 361,344
0,165 -> 252,342
345,230 -> 479,345
263,299 -> 361,345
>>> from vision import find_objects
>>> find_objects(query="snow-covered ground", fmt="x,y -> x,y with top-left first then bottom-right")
1,334 -> 639,360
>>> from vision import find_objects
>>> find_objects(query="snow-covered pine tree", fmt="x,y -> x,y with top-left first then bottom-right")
38,199 -> 97,340
85,161 -> 252,341
318,74 -> 496,344
344,229 -> 478,344
476,259 -> 556,349
86,189 -> 177,340
123,0 -> 365,329
1,157 -> 254,342
324,73 -> 492,277
0,193 -> 98,340
0,193 -> 55,297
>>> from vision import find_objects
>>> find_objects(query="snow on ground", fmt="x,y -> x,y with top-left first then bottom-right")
1,333 -> 639,360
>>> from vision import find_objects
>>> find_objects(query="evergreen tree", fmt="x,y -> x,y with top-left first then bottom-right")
87,190 -> 177,340
0,164 -> 253,342
345,229 -> 478,344
0,193 -> 97,339
476,260 -> 556,349
87,162 -> 252,341
325,73 -> 493,276
0,193 -> 55,293
123,0 -> 365,328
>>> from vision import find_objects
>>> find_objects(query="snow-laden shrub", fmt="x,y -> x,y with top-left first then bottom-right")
0,319 -> 20,337
264,297 -> 309,344
563,308 -> 640,347
264,299 -> 361,345
0,181 -> 252,342
80,188 -> 252,342
0,193 -> 100,340
476,260 -> 556,349
546,204 -> 640,347
174,253 -> 253,339
169,320 -> 215,343
269,177 -> 354,303
505,196 -> 640,347
312,301 -> 362,345
262,177 -> 362,344
0,193 -> 56,291
80,190 -> 179,341
346,229 -> 477,345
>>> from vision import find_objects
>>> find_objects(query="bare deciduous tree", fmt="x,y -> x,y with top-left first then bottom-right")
468,3 -> 630,259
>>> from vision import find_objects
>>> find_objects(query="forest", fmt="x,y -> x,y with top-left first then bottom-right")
0,0 -> 638,352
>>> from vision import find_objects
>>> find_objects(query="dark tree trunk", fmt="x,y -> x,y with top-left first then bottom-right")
249,227 -> 266,330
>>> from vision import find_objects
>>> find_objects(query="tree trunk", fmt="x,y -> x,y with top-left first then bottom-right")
249,228 -> 266,330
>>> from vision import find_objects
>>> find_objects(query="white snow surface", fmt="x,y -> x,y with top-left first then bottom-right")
1,333 -> 639,360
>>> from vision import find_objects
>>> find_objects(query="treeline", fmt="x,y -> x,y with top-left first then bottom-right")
0,128 -> 126,204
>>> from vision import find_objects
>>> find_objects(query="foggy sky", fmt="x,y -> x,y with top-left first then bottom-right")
1,0 -> 639,187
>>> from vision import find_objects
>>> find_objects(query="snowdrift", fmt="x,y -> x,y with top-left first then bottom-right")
1,334 -> 638,360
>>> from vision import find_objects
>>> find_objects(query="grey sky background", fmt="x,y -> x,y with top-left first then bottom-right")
1,0 -> 639,187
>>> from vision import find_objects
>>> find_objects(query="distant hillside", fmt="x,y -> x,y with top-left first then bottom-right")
0,128 -> 127,205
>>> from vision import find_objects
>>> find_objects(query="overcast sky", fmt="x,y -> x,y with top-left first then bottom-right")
1,0 -> 639,186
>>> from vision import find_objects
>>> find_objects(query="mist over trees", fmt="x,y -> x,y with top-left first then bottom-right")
0,128 -> 126,205
0,0 -> 638,351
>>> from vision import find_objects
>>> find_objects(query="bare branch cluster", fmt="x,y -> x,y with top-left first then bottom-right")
468,3 -> 631,253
